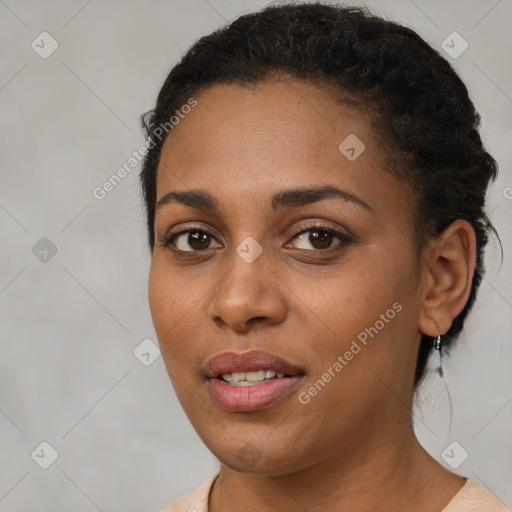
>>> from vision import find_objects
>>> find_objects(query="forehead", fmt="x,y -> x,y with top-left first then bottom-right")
155,79 -> 410,221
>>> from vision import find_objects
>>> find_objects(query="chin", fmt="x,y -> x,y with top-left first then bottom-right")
202,434 -> 308,476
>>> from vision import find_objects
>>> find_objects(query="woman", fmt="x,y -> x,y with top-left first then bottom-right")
139,3 -> 508,511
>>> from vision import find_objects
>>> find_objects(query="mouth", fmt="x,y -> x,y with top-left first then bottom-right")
204,350 -> 305,412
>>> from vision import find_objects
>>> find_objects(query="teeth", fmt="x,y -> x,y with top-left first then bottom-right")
220,369 -> 287,383
246,370 -> 267,382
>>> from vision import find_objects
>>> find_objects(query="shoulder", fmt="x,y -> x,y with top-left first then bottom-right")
157,474 -> 509,512
158,473 -> 219,512
442,478 -> 510,512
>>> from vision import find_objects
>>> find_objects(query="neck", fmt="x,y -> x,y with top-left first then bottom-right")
208,427 -> 465,512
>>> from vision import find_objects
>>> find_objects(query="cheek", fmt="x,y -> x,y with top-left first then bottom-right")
148,264 -> 173,337
149,258 -> 202,329
148,261 -> 191,360
148,258 -> 212,375
297,245 -> 416,375
306,252 -> 396,326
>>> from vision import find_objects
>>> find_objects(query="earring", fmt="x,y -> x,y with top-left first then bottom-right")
433,322 -> 444,377
433,323 -> 442,351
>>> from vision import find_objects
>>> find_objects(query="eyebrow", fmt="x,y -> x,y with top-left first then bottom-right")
155,185 -> 373,214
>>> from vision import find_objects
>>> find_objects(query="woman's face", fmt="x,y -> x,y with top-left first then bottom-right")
149,78 -> 426,475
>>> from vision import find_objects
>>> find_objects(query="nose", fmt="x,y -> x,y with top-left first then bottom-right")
207,245 -> 287,333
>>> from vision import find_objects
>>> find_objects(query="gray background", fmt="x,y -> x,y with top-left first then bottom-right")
0,0 -> 511,510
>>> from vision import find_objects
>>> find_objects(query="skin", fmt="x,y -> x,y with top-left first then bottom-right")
148,78 -> 476,512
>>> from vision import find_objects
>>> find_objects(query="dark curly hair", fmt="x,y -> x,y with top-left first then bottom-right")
139,1 -> 499,386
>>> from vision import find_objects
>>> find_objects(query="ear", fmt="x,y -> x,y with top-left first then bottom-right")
417,220 -> 477,337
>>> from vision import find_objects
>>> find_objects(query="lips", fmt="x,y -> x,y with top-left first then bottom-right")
204,350 -> 305,412
204,350 -> 304,378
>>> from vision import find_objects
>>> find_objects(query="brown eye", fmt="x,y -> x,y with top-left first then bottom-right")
308,230 -> 333,249
290,229 -> 343,251
169,230 -> 222,252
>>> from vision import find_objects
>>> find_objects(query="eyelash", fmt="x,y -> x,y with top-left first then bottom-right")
160,221 -> 353,253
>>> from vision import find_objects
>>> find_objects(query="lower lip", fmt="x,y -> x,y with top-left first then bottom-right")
207,376 -> 304,412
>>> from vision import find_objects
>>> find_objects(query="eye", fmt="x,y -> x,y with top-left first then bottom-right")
160,223 -> 352,253
286,224 -> 352,251
163,228 -> 222,252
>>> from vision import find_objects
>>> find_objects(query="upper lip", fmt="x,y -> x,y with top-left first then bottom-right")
204,350 -> 305,378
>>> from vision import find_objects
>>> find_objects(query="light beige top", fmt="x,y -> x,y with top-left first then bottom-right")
159,473 -> 510,512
